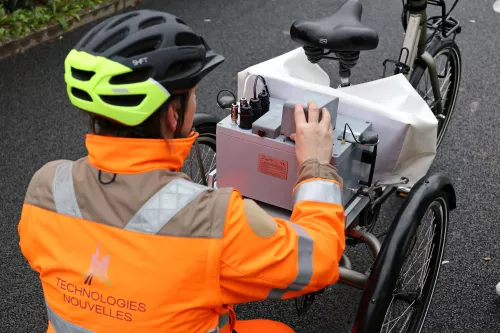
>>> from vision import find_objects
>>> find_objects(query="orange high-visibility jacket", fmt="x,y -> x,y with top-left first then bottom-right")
18,131 -> 345,333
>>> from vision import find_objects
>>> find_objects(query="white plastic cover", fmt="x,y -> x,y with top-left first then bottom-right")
237,48 -> 438,186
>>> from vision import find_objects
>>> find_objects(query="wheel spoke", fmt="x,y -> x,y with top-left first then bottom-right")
181,136 -> 216,185
436,53 -> 453,109
399,217 -> 435,289
382,199 -> 445,333
397,214 -> 435,287
382,297 -> 416,332
440,72 -> 452,106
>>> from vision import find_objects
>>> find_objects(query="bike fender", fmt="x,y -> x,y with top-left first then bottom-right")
353,172 -> 456,333
413,172 -> 457,210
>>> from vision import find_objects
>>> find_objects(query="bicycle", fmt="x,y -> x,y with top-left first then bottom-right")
186,0 -> 462,183
289,0 -> 462,149
182,1 -> 461,331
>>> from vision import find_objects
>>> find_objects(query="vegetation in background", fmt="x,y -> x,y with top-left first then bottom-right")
0,0 -> 112,42
1,0 -> 35,12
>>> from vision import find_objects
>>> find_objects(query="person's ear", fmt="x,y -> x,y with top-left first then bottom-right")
167,98 -> 180,133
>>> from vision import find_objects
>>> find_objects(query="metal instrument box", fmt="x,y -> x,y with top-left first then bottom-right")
216,98 -> 372,211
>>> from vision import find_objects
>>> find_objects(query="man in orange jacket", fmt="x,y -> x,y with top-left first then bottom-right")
18,9 -> 345,333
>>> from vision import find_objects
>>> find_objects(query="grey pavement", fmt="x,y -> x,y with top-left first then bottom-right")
1,0 -> 500,332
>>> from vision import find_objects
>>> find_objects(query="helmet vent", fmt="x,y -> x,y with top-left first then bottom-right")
79,24 -> 106,49
176,18 -> 187,25
165,60 -> 202,79
139,16 -> 166,30
100,94 -> 146,107
119,36 -> 163,58
110,67 -> 154,85
71,67 -> 95,81
94,28 -> 129,53
72,88 -> 93,101
107,12 -> 140,30
175,32 -> 201,47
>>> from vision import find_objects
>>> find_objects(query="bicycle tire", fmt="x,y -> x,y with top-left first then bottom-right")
181,123 -> 217,184
409,37 -> 462,148
195,122 -> 217,143
352,173 -> 453,333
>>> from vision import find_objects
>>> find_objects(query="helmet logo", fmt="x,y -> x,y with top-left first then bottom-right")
132,57 -> 148,66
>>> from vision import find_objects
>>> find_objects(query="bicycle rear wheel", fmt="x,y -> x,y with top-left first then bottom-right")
409,37 -> 462,148
379,194 -> 448,332
353,173 -> 453,333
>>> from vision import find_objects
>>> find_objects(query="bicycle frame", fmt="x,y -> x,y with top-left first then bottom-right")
327,0 -> 462,291
398,0 -> 444,115
397,0 -> 461,117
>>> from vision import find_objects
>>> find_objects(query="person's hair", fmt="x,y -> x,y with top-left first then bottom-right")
87,93 -> 189,140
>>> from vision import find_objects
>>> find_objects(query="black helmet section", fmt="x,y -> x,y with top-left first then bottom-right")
74,10 -> 225,93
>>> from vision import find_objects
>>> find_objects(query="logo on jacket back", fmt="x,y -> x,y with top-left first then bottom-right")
83,242 -> 111,286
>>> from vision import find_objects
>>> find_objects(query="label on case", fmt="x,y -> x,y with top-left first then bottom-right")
258,154 -> 288,180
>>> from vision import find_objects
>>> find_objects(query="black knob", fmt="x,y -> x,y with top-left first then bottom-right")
239,103 -> 253,130
258,89 -> 270,114
249,98 -> 263,121
358,131 -> 379,145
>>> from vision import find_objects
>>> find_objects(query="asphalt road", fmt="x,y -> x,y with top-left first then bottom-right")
1,0 -> 499,332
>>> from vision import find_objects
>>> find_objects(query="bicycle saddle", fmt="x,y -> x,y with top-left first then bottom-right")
290,0 -> 379,51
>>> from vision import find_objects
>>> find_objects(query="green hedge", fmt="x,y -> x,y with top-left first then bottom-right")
0,0 -> 111,42
1,0 -> 35,12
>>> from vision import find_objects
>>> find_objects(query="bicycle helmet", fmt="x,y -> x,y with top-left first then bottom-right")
64,10 -> 224,126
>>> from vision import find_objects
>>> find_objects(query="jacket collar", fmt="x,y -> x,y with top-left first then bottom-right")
85,132 -> 199,174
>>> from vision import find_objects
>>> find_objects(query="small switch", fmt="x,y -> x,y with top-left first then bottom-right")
257,130 -> 265,137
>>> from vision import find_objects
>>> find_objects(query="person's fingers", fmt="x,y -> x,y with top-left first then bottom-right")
307,101 -> 319,123
294,103 -> 306,126
319,108 -> 331,129
289,133 -> 296,141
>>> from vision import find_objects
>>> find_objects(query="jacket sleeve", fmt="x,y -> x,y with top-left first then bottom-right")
18,168 -> 43,273
219,158 -> 345,304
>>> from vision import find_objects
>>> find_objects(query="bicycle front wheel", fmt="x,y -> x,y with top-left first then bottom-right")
181,123 -> 217,185
409,37 -> 462,148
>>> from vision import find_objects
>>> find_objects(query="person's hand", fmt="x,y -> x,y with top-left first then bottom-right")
290,102 -> 333,165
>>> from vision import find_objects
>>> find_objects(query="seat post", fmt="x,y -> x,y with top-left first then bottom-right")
339,65 -> 351,87
337,50 -> 360,88
340,76 -> 351,88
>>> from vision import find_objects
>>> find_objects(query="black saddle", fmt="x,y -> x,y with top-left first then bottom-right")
290,0 -> 379,52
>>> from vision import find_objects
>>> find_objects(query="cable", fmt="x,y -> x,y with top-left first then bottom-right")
242,74 -> 270,100
342,123 -> 361,144
446,0 -> 460,18
376,231 -> 389,238
242,74 -> 258,100
401,0 -> 408,31
216,89 -> 236,108
253,75 -> 270,99
241,75 -> 258,121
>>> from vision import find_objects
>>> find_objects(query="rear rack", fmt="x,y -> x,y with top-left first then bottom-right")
426,0 -> 462,38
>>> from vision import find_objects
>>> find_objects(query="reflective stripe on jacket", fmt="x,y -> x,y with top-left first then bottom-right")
18,132 -> 345,333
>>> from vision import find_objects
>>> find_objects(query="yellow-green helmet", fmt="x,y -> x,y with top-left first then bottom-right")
64,10 -> 224,126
